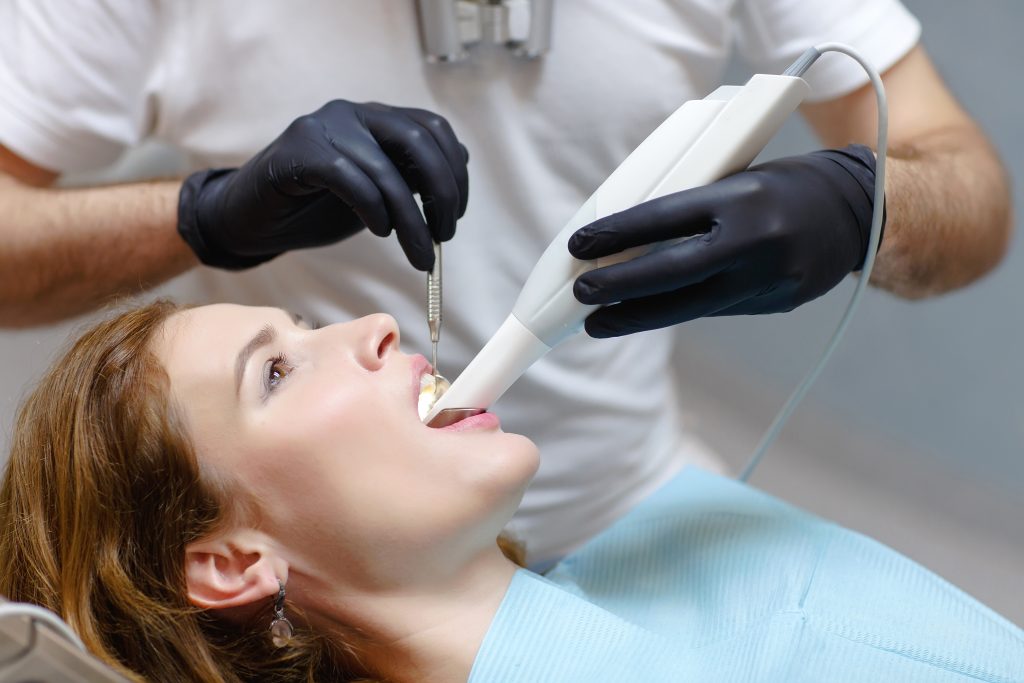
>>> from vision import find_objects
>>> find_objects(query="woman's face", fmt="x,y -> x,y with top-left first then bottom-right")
155,304 -> 539,586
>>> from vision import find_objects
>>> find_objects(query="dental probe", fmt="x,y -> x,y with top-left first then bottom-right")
425,69 -> 812,427
427,241 -> 442,374
419,239 -> 462,424
423,241 -> 469,427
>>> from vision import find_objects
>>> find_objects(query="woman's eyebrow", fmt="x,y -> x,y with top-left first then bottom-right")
235,324 -> 276,397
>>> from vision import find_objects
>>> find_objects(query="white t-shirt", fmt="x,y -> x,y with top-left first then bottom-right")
0,0 -> 920,563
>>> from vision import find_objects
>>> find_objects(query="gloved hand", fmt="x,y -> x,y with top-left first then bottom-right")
178,100 -> 469,271
569,144 -> 882,338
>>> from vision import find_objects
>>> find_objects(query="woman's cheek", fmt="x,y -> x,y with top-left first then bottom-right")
293,376 -> 378,436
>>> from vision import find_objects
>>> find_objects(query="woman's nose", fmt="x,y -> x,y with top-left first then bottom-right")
352,314 -> 400,370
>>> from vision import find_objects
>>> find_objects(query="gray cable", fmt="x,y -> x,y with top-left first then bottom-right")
739,43 -> 889,482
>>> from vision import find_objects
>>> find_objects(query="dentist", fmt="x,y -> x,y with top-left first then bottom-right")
0,1 -> 1010,566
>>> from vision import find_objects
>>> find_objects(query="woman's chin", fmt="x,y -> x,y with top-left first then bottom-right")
497,434 -> 541,498
453,431 -> 540,495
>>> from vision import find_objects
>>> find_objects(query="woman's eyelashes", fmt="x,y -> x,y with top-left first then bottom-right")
258,315 -> 321,399
262,354 -> 294,398
258,314 -> 320,399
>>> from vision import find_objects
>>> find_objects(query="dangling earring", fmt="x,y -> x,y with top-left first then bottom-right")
269,579 -> 294,648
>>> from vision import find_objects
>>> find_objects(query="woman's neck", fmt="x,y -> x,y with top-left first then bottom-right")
308,546 -> 519,682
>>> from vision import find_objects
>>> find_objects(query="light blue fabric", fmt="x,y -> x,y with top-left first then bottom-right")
470,468 -> 1024,682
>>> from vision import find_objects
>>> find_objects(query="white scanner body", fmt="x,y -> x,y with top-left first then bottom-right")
424,73 -> 811,424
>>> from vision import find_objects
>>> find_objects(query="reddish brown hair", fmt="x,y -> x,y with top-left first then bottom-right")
0,300 -> 526,681
0,301 -> 355,681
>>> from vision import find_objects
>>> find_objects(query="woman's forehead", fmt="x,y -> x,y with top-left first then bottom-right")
155,304 -> 281,389
160,304 -> 283,347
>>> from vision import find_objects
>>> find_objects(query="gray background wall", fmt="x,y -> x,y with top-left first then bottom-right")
0,0 -> 1020,625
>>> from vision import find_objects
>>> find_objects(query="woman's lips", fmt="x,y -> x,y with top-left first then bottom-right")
436,411 -> 500,432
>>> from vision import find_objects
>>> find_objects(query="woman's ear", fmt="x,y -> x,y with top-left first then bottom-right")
184,529 -> 286,610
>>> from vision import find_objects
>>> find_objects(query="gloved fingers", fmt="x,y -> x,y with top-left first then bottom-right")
304,141 -> 435,269
261,192 -> 366,250
336,137 -> 436,270
568,187 -> 720,260
583,275 -> 760,338
393,214 -> 438,271
397,106 -> 471,220
364,107 -> 462,243
388,125 -> 461,242
301,153 -> 392,240
574,231 -> 738,305
707,279 -> 800,317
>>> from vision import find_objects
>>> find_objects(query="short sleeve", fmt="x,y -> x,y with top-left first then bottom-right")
734,0 -> 922,103
0,0 -> 162,173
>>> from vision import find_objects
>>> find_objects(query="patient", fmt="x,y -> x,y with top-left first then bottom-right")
0,301 -> 1021,682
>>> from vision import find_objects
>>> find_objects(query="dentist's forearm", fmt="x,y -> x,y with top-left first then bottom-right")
869,125 -> 1011,298
802,46 -> 1012,300
0,173 -> 196,327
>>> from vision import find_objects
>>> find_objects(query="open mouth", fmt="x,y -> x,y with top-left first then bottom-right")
412,358 -> 496,430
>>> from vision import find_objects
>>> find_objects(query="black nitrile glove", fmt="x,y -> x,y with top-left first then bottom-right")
569,144 -> 882,338
178,100 -> 469,271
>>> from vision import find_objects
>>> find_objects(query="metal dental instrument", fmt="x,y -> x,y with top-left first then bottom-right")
423,240 -> 485,428
428,240 -> 443,375
423,241 -> 454,423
